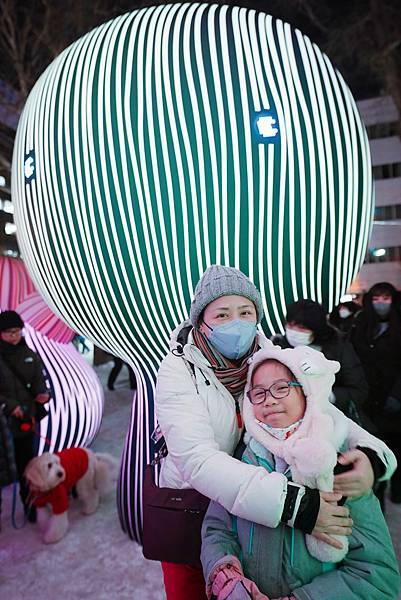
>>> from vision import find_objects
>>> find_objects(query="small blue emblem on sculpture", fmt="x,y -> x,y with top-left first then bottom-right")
254,111 -> 279,143
24,150 -> 36,183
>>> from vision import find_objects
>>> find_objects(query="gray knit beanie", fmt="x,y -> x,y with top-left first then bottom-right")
190,265 -> 264,326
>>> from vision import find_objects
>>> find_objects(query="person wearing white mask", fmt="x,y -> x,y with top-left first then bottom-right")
272,299 -> 369,427
351,282 -> 401,509
154,270 -> 396,600
329,301 -> 360,338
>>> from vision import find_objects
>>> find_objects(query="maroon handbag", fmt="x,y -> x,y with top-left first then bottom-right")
142,464 -> 210,565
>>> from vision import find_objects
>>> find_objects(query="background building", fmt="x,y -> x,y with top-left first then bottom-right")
350,96 -> 401,293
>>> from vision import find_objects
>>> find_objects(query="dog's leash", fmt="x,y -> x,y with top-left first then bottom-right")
35,429 -> 53,448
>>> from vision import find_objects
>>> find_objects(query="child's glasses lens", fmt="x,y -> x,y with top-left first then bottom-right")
248,380 -> 301,404
270,382 -> 291,398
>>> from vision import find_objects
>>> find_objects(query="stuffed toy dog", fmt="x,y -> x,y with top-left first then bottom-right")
24,447 -> 118,544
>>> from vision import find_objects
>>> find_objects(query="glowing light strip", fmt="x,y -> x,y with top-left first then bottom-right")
303,36 -> 328,304
195,5 -> 222,266
104,12 -> 171,346
308,42 -> 336,310
236,8 -> 257,277
0,257 -> 35,309
144,4 -> 191,319
123,8 -> 185,337
248,12 -> 276,335
320,53 -> 346,305
354,127 -> 373,278
17,292 -> 75,343
184,2 -> 211,271
264,16 -> 290,317
276,21 -> 300,302
336,71 -> 359,290
282,24 -> 308,300
258,15 -> 285,331
0,256 -> 104,454
24,324 -> 103,454
220,5 -> 241,268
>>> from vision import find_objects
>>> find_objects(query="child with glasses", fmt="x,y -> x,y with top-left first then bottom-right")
201,343 -> 400,600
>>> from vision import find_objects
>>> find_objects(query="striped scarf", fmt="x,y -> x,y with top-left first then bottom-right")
191,328 -> 259,398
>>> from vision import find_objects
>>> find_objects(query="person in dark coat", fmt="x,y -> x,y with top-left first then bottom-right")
329,300 -> 360,338
0,404 -> 17,489
0,310 -> 50,521
107,356 -> 136,391
351,282 -> 401,507
272,299 -> 369,425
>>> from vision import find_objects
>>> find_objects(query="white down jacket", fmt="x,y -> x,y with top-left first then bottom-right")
155,322 -> 396,529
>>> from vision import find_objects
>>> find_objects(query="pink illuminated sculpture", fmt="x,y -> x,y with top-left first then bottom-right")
0,257 -> 103,453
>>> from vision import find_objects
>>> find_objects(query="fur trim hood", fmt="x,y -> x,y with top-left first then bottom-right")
243,343 -> 342,470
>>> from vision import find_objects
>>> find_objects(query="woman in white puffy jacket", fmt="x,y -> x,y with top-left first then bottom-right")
155,265 -> 396,600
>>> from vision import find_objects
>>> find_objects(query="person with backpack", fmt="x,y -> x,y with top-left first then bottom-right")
0,310 -> 50,522
154,266 -> 396,600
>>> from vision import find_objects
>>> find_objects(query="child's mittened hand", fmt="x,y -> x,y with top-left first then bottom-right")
212,565 -> 243,599
239,578 -> 270,599
216,578 -> 270,600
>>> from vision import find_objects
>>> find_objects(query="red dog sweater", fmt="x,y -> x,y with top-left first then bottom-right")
34,448 -> 89,514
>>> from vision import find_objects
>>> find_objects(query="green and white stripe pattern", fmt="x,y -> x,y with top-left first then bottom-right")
11,3 -> 373,542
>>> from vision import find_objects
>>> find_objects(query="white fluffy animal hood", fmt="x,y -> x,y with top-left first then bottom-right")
243,342 -> 341,461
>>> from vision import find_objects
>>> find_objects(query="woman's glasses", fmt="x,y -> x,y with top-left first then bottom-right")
247,379 -> 302,404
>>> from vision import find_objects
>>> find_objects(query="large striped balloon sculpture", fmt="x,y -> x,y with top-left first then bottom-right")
11,4 -> 373,541
0,257 -> 104,453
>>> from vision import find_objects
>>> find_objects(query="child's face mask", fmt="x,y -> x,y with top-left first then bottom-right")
256,418 -> 303,440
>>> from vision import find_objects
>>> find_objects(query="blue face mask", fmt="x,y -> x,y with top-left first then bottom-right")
372,302 -> 391,318
204,319 -> 257,360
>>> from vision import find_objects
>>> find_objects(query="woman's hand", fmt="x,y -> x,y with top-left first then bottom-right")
334,449 -> 374,497
311,491 -> 353,549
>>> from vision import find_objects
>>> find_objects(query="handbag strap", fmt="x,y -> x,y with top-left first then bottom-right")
150,424 -> 168,466
151,325 -> 196,466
